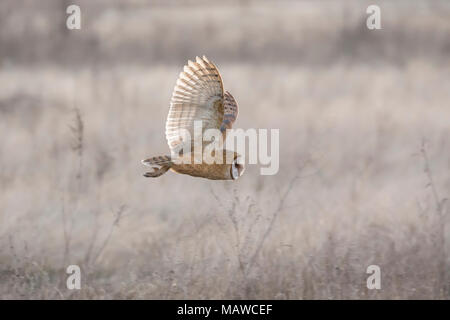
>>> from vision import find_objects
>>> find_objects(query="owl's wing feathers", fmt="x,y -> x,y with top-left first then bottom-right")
165,56 -> 225,153
220,91 -> 238,136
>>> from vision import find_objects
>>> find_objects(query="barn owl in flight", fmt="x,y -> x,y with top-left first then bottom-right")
142,56 -> 245,180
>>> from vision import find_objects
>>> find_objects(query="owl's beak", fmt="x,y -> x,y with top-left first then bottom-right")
235,155 -> 245,179
237,163 -> 245,178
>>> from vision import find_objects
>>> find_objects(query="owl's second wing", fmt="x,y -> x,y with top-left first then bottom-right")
165,56 -> 224,153
220,91 -> 239,138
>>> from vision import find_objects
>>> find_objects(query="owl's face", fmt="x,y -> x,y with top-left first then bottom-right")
229,153 -> 245,180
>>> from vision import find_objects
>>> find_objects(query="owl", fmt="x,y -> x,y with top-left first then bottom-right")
142,56 -> 245,180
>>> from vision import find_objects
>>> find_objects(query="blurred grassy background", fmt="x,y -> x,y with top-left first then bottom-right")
0,0 -> 450,299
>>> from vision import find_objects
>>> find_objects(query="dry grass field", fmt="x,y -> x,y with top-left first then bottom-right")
0,0 -> 450,299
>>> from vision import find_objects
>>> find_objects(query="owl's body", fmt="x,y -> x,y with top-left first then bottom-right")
172,161 -> 234,181
142,56 -> 245,180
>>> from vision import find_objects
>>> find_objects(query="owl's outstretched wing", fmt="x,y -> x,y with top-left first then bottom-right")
165,56 -> 224,154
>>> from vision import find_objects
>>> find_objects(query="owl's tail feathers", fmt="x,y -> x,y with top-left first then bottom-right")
142,155 -> 172,178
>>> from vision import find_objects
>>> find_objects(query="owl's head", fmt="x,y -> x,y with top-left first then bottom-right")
229,152 -> 245,180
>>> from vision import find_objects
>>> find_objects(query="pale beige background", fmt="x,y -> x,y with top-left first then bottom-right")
0,0 -> 449,299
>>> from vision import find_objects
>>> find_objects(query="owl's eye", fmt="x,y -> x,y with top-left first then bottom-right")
231,161 -> 239,180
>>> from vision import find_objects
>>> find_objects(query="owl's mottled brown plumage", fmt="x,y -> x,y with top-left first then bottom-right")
142,56 -> 244,180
